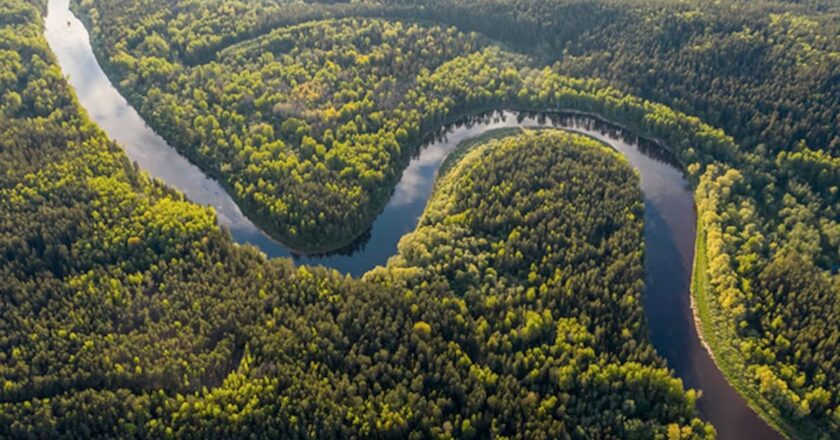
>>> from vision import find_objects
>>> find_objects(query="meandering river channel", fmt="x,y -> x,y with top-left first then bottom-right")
44,0 -> 781,437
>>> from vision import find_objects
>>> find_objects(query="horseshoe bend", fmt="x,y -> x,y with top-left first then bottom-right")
2,0 -> 838,438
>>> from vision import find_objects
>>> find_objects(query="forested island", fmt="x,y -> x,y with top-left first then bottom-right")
2,0 -> 839,438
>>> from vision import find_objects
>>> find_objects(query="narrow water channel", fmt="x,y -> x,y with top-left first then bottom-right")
44,0 -> 781,437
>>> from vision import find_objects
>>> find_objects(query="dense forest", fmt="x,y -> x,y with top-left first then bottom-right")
1,0 -> 837,437
74,0 -> 840,437
1,1 -> 711,437
74,0 -> 840,436
75,0 -> 840,157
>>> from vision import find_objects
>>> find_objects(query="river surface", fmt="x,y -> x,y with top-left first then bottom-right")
44,0 -> 781,438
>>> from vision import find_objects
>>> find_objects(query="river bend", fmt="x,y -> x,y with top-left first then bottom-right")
44,0 -> 781,437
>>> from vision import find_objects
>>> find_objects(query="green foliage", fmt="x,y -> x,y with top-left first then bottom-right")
75,0 -> 840,435
1,2 -> 709,437
3,0 -> 839,437
366,130 -> 710,438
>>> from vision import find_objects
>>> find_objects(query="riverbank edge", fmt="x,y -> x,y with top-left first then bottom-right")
71,1 -> 556,255
70,2 -> 674,257
540,111 -> 813,440
690,222 -> 825,440
69,2 -> 365,255
436,127 -> 523,180
67,5 -> 804,437
66,2 -> 668,257
427,127 -> 638,224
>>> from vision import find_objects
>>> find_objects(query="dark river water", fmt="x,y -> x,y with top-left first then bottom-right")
44,0 -> 781,437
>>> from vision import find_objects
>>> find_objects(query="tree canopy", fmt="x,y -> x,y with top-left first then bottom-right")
1,0 -> 838,437
1,1 -> 712,437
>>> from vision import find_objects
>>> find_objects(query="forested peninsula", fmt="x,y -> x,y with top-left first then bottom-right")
0,3 -> 713,435
1,0 -> 838,438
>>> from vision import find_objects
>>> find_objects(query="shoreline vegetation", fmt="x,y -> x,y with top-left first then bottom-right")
74,1 -> 837,436
690,224 -> 801,439
449,126 -> 800,438
3,2 -> 715,435
3,0 -> 836,437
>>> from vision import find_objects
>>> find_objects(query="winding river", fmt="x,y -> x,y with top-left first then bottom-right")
44,0 -> 781,438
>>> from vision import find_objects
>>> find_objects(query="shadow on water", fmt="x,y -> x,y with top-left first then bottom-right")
44,0 -> 781,437
292,227 -> 373,259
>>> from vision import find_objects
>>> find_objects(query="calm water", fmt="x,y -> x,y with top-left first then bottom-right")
44,0 -> 780,437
